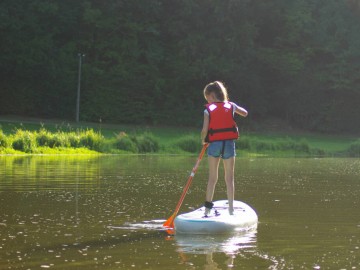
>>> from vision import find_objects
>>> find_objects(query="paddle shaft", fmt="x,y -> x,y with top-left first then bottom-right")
163,144 -> 208,228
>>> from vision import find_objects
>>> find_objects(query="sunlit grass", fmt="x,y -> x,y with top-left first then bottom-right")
33,147 -> 99,155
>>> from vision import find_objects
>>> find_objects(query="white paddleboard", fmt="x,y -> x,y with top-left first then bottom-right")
174,200 -> 258,234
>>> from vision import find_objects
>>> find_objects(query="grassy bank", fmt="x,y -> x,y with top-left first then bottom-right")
0,118 -> 359,157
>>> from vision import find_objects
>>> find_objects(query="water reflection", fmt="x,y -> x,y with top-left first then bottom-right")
174,231 -> 257,269
175,231 -> 257,254
173,231 -> 286,269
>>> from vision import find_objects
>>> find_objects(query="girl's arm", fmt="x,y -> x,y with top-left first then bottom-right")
201,112 -> 209,144
233,102 -> 248,117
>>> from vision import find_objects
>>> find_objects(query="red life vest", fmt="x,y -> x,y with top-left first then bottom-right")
205,102 -> 239,142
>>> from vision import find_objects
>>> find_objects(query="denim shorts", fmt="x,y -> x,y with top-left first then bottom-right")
207,140 -> 236,159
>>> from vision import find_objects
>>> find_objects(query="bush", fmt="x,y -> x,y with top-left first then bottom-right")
175,135 -> 201,153
12,129 -> 36,153
54,131 -> 71,147
238,136 -> 312,154
114,132 -> 138,153
311,148 -> 326,156
253,140 -> 275,151
277,137 -> 296,151
347,139 -> 360,157
134,133 -> 160,153
68,132 -> 81,148
0,130 -> 8,148
276,137 -> 309,153
36,129 -> 71,148
236,137 -> 252,150
79,129 -> 104,151
36,128 -> 56,147
295,139 -> 310,153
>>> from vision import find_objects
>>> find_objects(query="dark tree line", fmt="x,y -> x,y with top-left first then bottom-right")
1,0 -> 360,133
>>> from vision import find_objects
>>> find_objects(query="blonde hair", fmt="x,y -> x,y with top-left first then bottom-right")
203,81 -> 229,101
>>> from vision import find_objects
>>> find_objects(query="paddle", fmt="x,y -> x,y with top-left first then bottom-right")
163,143 -> 209,230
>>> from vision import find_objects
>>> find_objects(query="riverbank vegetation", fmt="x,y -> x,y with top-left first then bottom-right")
1,1 -> 360,134
0,120 -> 358,157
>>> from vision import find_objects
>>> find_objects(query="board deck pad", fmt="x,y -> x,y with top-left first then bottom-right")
174,200 -> 258,234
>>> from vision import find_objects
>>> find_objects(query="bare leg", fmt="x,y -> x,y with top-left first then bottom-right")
223,157 -> 235,214
205,156 -> 220,214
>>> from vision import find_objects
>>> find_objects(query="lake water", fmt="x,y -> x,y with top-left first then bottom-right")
0,155 -> 359,269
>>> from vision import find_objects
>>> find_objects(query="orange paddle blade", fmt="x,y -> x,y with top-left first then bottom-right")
163,213 -> 176,228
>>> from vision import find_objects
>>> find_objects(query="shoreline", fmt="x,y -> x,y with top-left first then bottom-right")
1,118 -> 359,157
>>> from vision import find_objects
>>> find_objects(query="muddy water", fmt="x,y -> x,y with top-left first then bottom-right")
0,155 -> 359,269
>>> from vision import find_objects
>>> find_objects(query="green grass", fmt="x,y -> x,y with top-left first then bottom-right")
244,131 -> 352,151
0,117 -> 358,156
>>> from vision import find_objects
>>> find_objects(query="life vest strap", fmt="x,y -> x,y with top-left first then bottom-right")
208,126 -> 237,135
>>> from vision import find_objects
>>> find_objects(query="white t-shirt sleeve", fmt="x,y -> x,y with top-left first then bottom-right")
230,102 -> 236,115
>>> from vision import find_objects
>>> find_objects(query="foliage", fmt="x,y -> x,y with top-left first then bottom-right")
0,122 -> 358,156
132,133 -> 160,153
175,135 -> 201,153
12,130 -> 37,153
0,130 -> 8,148
68,132 -> 81,148
36,128 -> 56,147
0,0 -> 360,133
35,128 -> 105,150
237,136 -> 321,155
114,132 -> 159,153
36,128 -> 70,148
78,129 -> 104,151
346,139 -> 360,157
114,132 -> 138,153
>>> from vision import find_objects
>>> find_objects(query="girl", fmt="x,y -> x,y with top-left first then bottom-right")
201,81 -> 248,216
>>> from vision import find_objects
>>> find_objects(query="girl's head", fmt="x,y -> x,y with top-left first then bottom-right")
203,81 -> 229,102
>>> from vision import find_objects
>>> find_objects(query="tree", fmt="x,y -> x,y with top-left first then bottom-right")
1,0 -> 360,133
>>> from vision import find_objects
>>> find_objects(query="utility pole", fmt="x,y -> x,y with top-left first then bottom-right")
76,53 -> 85,122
